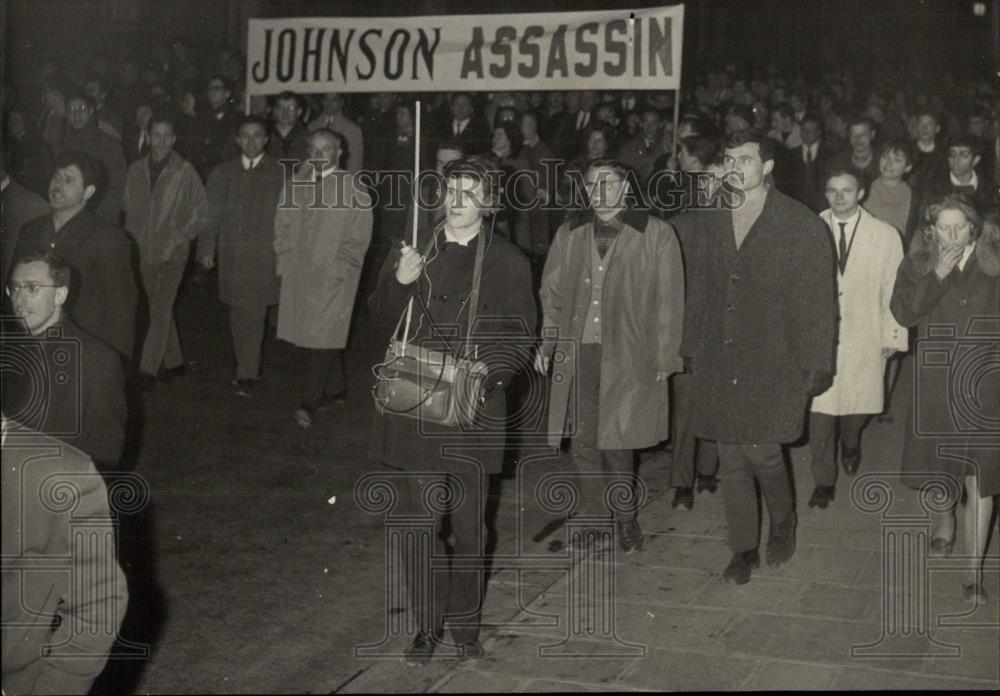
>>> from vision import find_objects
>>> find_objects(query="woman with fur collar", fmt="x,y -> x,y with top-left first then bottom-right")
890,194 -> 1000,605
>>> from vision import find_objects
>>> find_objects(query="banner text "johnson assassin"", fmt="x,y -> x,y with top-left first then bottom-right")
247,6 -> 684,94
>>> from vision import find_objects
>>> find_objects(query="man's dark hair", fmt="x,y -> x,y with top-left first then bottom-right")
947,133 -> 982,158
726,104 -> 754,126
147,108 -> 178,134
234,114 -> 269,136
680,134 -> 723,168
823,164 -> 867,191
435,139 -> 465,156
585,157 -> 632,181
82,75 -> 108,95
52,150 -> 102,194
848,115 -> 877,133
773,103 -> 795,120
725,128 -> 777,164
207,74 -> 232,92
274,90 -> 300,109
914,108 -> 939,123
879,138 -> 913,166
801,112 -> 824,131
65,91 -> 96,111
442,155 -> 502,212
968,103 -> 991,121
13,250 -> 71,289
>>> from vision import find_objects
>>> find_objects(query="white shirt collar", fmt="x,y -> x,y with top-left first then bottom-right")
958,242 -> 975,271
828,208 -> 861,237
444,226 -> 478,246
318,164 -> 338,179
241,153 -> 264,170
950,170 -> 978,190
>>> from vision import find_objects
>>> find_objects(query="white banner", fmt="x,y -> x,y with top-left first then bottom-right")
246,5 -> 683,95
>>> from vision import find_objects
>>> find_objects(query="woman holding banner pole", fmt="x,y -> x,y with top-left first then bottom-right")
368,103 -> 537,664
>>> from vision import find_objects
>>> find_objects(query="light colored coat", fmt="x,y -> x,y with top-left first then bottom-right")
539,208 -> 685,450
274,165 -> 373,349
124,151 -> 206,264
812,207 -> 908,415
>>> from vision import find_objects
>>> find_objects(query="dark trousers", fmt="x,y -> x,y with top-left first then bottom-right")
571,344 -> 638,521
402,463 -> 485,645
716,442 -> 793,553
229,303 -> 272,380
138,259 -> 186,375
808,412 -> 869,487
298,347 -> 346,410
670,372 -> 720,487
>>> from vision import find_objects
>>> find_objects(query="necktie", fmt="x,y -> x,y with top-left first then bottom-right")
838,222 -> 848,275
453,121 -> 462,136
138,131 -> 148,153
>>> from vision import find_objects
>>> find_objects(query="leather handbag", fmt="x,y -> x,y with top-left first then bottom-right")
374,228 -> 489,428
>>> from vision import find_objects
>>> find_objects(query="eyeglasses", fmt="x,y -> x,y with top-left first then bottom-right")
6,282 -> 59,297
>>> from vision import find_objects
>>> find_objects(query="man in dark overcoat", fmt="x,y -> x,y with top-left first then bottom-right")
15,151 -> 138,361
681,129 -> 837,584
537,157 -> 685,553
198,116 -> 285,396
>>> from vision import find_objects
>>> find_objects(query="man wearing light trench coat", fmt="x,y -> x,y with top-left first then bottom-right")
274,128 -> 373,429
808,171 -> 908,509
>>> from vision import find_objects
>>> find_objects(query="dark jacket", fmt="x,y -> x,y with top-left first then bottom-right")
367,224 -> 538,475
61,123 -> 128,225
1,318 -> 126,467
1,176 -> 51,281
890,222 -> 1000,491
198,155 -> 285,307
681,186 -> 838,443
194,105 -> 240,180
266,122 -> 311,169
780,143 -> 831,213
15,209 -> 139,359
435,115 -> 491,157
2,425 -> 128,695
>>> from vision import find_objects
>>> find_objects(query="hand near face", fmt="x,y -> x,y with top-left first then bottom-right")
934,242 -> 965,280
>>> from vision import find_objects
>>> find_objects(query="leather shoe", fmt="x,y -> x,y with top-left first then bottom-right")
696,474 -> 718,494
617,518 -> 644,554
807,486 -> 835,509
672,487 -> 694,510
723,549 -> 760,584
767,513 -> 797,567
841,445 -> 861,476
404,630 -> 442,666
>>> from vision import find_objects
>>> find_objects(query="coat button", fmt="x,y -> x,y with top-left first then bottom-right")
729,273 -> 739,281
724,339 -> 734,346
731,378 -> 738,385
960,299 -> 967,306
727,305 -> 735,312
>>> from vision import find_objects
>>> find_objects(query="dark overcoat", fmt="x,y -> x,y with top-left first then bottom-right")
890,223 -> 1000,495
368,224 -> 537,475
539,208 -> 685,450
198,155 -> 285,308
680,186 -> 838,444
15,209 -> 139,359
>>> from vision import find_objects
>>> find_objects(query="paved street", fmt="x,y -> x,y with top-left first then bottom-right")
99,267 -> 998,694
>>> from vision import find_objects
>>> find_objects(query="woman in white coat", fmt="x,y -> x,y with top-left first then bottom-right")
807,167 -> 908,508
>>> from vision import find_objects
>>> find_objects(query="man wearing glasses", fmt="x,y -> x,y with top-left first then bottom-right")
61,92 -> 127,225
2,251 -> 126,472
537,157 -> 685,554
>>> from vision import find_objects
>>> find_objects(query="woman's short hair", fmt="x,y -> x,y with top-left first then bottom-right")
442,155 -> 502,213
